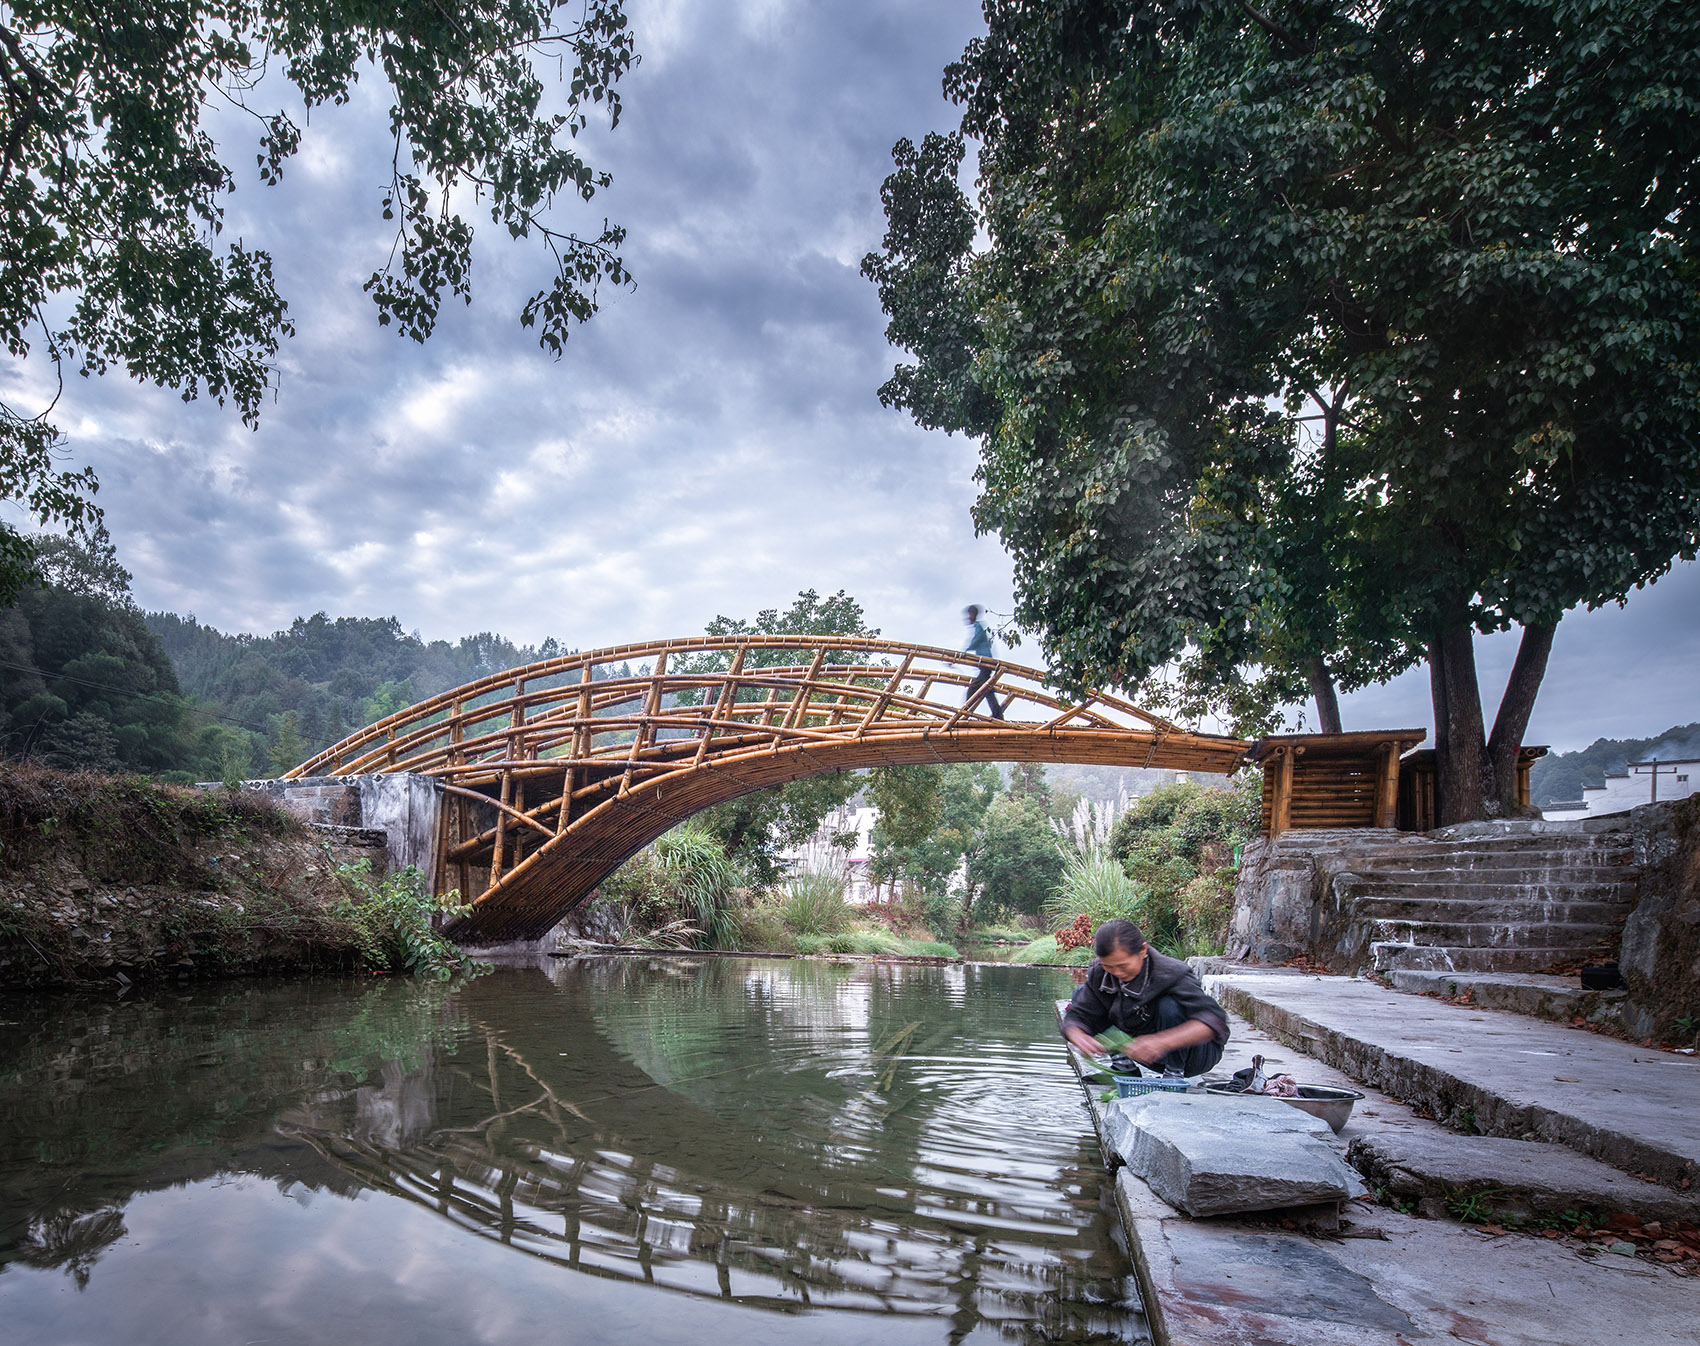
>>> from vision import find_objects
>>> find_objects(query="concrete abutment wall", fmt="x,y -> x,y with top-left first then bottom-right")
238,774 -> 443,891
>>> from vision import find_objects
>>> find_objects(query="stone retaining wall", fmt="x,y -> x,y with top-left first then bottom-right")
1618,796 -> 1700,1040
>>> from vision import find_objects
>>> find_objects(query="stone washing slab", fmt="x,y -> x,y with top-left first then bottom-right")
1104,1091 -> 1365,1216
1348,1130 -> 1700,1225
1115,1169 -> 1700,1346
1208,972 -> 1700,1187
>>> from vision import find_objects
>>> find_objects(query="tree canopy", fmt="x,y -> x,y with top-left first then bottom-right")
0,0 -> 637,601
866,0 -> 1700,820
678,589 -> 878,881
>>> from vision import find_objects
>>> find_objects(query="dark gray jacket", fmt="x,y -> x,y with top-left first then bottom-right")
1062,949 -> 1229,1045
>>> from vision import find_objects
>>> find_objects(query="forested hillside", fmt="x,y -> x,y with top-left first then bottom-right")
1530,724 -> 1700,805
146,612 -> 569,777
0,541 -> 195,775
1,539 -> 568,779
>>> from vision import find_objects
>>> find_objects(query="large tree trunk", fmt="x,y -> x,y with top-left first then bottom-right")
1486,622 -> 1555,815
1307,655 -> 1343,734
1430,622 -> 1488,826
1428,620 -> 1557,824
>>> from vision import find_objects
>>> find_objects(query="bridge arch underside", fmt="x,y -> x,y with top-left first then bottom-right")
442,726 -> 1242,944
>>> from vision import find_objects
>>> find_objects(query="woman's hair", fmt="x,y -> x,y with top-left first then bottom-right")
1094,919 -> 1146,958
964,604 -> 979,619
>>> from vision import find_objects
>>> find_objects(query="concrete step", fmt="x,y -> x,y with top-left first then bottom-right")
1370,943 -> 1616,974
1338,866 -> 1638,889
1384,968 -> 1612,1021
1203,972 -> 1700,1189
1351,895 -> 1634,925
1346,856 -> 1638,876
1348,1130 -> 1700,1227
1345,838 -> 1633,862
1361,918 -> 1624,949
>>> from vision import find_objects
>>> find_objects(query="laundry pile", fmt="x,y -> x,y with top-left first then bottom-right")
1222,1053 -> 1299,1096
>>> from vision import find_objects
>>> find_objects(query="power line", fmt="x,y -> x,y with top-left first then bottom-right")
0,656 -> 273,733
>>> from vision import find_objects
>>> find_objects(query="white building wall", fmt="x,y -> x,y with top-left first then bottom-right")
1542,760 -> 1700,821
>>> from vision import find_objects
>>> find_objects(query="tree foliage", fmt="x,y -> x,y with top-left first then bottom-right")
0,536 -> 196,772
868,761 -> 998,903
682,590 -> 878,881
967,792 -> 1062,916
867,0 -> 1700,819
1103,776 -> 1261,954
0,0 -> 637,598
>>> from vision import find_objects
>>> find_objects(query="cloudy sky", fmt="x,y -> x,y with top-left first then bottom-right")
11,0 -> 1698,751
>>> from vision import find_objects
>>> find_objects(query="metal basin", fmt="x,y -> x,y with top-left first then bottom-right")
1202,1082 -> 1364,1133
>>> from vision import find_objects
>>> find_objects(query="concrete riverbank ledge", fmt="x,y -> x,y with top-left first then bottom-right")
1349,1130 -> 1700,1226
1105,1091 -> 1365,1216
1207,971 -> 1700,1187
1116,1166 -> 1700,1346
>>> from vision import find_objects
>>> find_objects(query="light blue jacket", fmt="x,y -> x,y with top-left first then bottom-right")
963,620 -> 994,659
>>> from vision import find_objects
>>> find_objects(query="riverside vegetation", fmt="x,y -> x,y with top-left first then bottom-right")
578,770 -> 1260,965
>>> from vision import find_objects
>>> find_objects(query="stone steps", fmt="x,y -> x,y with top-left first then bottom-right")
1383,969 -> 1603,1020
1363,917 -> 1622,949
1352,894 -> 1633,924
1327,829 -> 1640,979
1371,942 -> 1615,974
1232,820 -> 1645,983
1340,865 -> 1636,888
1205,972 -> 1700,1189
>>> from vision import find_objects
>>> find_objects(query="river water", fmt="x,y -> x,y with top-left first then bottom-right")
0,957 -> 1148,1345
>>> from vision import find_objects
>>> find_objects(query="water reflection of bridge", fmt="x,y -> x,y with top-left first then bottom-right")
1,961 -> 1143,1342
270,959 -> 1137,1338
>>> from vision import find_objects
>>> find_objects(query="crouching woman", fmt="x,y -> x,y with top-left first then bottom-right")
1061,919 -> 1228,1076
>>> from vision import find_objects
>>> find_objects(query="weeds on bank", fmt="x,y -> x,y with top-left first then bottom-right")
333,862 -> 489,981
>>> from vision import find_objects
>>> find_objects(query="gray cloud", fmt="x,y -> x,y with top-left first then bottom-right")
14,0 -> 1693,750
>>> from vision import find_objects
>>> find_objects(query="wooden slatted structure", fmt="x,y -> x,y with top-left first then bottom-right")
287,635 -> 1250,943
1396,745 -> 1549,832
1248,730 -> 1428,836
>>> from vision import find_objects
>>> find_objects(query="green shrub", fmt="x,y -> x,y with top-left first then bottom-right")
1082,774 -> 1261,956
334,862 -> 488,981
596,823 -> 741,949
656,823 -> 740,948
730,902 -> 795,953
1043,851 -> 1143,930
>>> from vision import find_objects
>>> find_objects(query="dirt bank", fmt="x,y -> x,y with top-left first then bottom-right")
1,766 -> 374,990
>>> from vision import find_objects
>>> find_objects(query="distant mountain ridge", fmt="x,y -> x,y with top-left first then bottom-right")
1529,723 -> 1700,805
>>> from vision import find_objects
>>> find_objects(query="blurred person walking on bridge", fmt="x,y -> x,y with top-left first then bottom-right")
962,606 -> 1005,719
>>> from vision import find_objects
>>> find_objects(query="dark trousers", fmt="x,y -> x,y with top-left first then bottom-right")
965,668 -> 1004,718
1144,993 -> 1225,1076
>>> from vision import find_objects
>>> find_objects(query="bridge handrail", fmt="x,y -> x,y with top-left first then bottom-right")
285,634 -> 1182,780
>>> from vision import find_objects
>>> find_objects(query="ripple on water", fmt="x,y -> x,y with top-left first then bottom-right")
0,957 -> 1149,1345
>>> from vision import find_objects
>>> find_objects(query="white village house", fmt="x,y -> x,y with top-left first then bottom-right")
1541,758 -> 1700,821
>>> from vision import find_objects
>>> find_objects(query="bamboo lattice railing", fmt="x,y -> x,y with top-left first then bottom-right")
286,635 -> 1249,943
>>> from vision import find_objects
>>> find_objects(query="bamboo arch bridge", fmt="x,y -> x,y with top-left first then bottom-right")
286,636 -> 1249,943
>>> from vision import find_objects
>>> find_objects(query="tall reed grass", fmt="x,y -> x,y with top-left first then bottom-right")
779,869 -> 850,936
